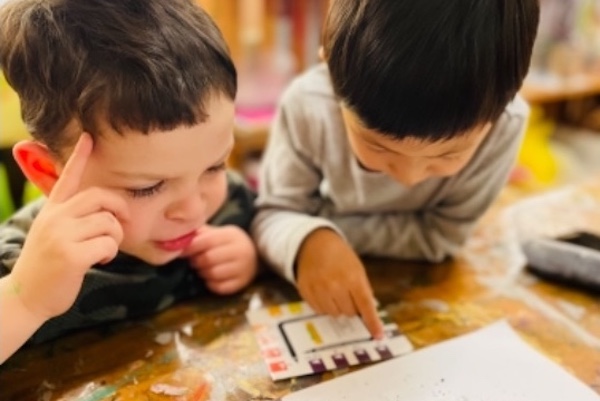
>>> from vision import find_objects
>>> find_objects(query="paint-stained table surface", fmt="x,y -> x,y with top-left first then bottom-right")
2,181 -> 600,400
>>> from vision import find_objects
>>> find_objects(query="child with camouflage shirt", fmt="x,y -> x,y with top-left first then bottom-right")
0,0 -> 257,363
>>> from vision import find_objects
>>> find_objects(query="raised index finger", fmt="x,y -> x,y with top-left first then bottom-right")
353,281 -> 384,339
49,133 -> 93,203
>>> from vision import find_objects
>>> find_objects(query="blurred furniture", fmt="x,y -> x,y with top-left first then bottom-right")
200,0 -> 328,176
522,73 -> 600,104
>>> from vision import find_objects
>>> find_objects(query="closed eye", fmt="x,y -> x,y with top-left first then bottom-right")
439,154 -> 462,161
428,152 -> 462,160
127,181 -> 165,198
366,145 -> 388,153
207,162 -> 226,174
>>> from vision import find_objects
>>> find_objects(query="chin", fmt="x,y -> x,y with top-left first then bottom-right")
123,247 -> 183,266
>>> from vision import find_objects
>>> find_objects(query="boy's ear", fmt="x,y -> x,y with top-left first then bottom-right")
12,140 -> 60,197
318,46 -> 326,61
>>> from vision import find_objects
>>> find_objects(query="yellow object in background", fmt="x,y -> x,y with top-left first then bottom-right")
513,106 -> 560,189
0,72 -> 31,147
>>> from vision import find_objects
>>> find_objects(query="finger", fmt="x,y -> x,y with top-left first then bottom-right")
181,229 -> 217,257
194,261 -> 239,281
319,291 -> 343,317
303,284 -> 341,316
298,285 -> 324,315
72,211 -> 124,244
332,288 -> 358,317
352,283 -> 384,339
79,235 -> 120,267
50,133 -> 94,203
62,187 -> 130,221
205,277 -> 245,295
190,244 -> 234,270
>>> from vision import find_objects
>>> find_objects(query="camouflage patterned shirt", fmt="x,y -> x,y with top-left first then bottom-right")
0,172 -> 255,343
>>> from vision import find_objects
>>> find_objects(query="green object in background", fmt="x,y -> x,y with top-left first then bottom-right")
0,163 -> 15,222
0,163 -> 42,223
23,180 -> 42,205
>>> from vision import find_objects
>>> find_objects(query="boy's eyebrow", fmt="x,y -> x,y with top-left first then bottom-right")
109,171 -> 170,180
364,134 -> 466,157
109,145 -> 233,180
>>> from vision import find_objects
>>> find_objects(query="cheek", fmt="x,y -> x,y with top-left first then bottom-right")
118,199 -> 161,241
351,145 -> 384,170
357,154 -> 381,170
429,158 -> 469,176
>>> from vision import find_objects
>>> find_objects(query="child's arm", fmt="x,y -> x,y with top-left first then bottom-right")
0,134 -> 126,363
251,90 -> 384,337
0,275 -> 46,363
251,91 -> 340,283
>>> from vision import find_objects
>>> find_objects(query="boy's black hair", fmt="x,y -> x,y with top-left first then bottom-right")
323,0 -> 539,140
0,0 -> 236,153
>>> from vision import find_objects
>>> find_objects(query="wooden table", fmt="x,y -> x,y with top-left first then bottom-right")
2,183 -> 600,400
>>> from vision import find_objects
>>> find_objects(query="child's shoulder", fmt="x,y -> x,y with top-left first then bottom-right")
487,94 -> 530,140
282,63 -> 335,103
503,94 -> 530,120
0,198 -> 45,273
1,198 -> 45,230
278,63 -> 342,137
474,94 -> 530,164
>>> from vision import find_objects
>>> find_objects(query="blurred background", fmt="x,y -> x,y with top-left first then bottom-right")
1,0 -> 600,220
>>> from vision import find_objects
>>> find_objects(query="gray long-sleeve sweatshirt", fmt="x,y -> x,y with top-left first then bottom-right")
252,64 -> 529,283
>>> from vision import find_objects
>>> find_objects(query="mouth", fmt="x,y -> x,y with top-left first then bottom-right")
155,231 -> 197,252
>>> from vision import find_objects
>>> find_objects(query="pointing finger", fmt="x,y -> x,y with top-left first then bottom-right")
49,133 -> 93,203
353,282 -> 384,339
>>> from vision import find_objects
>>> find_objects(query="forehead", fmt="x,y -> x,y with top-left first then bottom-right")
340,105 -> 490,152
60,95 -> 235,173
103,101 -> 232,152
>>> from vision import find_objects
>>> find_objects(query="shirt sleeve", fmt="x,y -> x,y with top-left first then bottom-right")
251,92 -> 343,283
0,199 -> 43,278
330,108 -> 528,261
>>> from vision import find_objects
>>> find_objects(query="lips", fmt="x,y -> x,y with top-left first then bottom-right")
155,231 -> 197,252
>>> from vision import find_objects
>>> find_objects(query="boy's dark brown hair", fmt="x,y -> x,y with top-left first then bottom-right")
0,0 -> 236,155
322,0 -> 540,141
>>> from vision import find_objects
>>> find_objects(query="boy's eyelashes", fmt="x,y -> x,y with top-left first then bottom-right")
125,162 -> 227,199
429,153 -> 461,160
367,145 -> 388,153
366,144 -> 461,160
127,181 -> 166,198
207,161 -> 226,174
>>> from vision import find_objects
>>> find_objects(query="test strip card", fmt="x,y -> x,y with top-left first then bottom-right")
246,302 -> 413,380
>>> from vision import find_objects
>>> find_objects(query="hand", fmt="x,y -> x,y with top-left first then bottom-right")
296,228 -> 384,338
183,225 -> 258,294
9,133 -> 128,321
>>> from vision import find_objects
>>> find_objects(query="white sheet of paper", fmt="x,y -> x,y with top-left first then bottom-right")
283,320 -> 600,401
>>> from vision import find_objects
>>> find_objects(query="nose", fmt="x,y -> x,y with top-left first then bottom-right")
388,162 -> 428,187
165,191 -> 206,223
